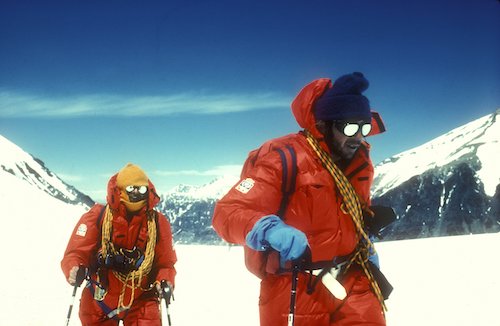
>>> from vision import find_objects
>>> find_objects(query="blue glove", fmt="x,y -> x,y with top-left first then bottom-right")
369,251 -> 380,269
246,215 -> 309,266
368,236 -> 380,269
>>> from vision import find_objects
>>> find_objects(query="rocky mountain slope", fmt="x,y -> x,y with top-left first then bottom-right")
2,109 -> 498,244
0,134 -> 94,208
159,110 -> 500,243
372,110 -> 499,240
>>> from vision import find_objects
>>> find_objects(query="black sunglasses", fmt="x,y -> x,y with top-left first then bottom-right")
334,121 -> 372,137
125,185 -> 148,195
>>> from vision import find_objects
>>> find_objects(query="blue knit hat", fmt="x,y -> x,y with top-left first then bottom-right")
314,72 -> 372,121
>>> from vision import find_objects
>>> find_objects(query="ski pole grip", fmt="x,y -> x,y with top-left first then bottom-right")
75,265 -> 88,287
161,280 -> 173,304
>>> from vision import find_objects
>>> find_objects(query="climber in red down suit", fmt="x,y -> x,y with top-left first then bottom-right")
62,163 -> 176,325
213,72 -> 391,325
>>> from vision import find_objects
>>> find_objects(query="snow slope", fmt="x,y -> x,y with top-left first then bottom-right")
0,170 -> 88,325
1,165 -> 499,325
0,134 -> 93,207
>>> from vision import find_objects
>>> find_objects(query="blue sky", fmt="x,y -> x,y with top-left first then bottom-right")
1,0 -> 499,202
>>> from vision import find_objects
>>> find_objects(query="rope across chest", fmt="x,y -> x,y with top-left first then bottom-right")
99,206 -> 157,282
303,130 -> 387,312
94,206 -> 158,312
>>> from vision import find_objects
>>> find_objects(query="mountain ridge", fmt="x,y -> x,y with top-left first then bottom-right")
0,134 -> 94,208
160,110 -> 500,243
1,110 -> 498,244
371,110 -> 499,239
372,110 -> 499,198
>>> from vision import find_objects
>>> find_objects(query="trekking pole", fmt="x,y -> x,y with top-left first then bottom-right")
160,282 -> 174,326
287,264 -> 300,326
65,266 -> 87,326
65,283 -> 79,326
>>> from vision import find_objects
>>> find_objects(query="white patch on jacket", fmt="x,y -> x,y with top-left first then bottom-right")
235,178 -> 255,194
76,223 -> 87,237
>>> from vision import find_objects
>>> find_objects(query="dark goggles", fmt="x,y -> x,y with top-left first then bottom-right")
334,121 -> 372,137
125,185 -> 148,195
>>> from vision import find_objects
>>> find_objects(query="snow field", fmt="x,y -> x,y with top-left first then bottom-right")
1,170 -> 499,325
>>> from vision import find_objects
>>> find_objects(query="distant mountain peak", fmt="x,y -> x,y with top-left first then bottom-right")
166,174 -> 238,200
0,134 -> 94,208
372,111 -> 499,198
371,110 -> 500,240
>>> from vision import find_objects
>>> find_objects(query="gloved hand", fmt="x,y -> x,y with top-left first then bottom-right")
156,280 -> 174,304
369,251 -> 380,269
363,205 -> 397,239
68,265 -> 87,286
246,215 -> 309,267
367,236 -> 380,269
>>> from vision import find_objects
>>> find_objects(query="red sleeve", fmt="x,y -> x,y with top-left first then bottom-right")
154,212 -> 177,286
60,204 -> 103,281
212,149 -> 283,245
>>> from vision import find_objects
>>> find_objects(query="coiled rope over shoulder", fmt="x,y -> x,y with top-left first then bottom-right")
303,130 -> 386,312
100,205 -> 157,311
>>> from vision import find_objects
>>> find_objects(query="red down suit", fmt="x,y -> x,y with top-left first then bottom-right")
61,174 -> 176,325
212,78 -> 385,325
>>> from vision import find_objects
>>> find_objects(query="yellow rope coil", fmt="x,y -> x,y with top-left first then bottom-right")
100,206 -> 157,311
304,130 -> 387,312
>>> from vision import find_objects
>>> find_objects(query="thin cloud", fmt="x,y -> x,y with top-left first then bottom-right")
154,164 -> 242,177
0,89 -> 288,118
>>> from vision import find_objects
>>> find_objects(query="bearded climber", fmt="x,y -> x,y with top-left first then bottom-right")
213,72 -> 392,325
61,163 -> 176,325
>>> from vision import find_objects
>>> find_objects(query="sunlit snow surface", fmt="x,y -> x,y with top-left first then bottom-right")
372,113 -> 500,197
1,169 -> 499,326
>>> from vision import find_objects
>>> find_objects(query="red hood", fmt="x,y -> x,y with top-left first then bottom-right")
291,78 -> 386,138
106,174 -> 161,213
291,78 -> 332,139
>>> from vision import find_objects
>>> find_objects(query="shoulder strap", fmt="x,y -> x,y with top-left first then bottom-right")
96,205 -> 107,229
151,210 -> 160,244
96,205 -> 108,249
275,144 -> 297,218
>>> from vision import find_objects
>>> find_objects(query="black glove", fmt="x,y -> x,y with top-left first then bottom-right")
364,205 -> 397,239
157,280 -> 174,304
68,265 -> 88,287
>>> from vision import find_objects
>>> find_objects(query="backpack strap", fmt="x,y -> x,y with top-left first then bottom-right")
275,144 -> 297,218
95,204 -> 108,256
96,205 -> 107,230
243,144 -> 298,278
